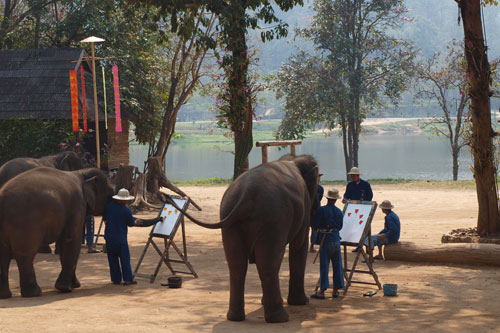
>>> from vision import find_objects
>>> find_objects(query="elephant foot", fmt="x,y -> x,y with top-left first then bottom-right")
226,309 -> 246,322
20,284 -> 42,297
264,307 -> 289,323
55,276 -> 73,293
287,293 -> 309,306
38,245 -> 52,254
0,286 -> 12,299
72,275 -> 81,289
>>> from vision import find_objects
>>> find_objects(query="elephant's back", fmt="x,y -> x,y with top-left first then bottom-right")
0,157 -> 43,188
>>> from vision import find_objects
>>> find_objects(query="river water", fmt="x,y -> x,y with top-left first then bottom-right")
130,134 -> 474,181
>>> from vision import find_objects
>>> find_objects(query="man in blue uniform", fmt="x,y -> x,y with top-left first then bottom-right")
310,173 -> 324,253
104,188 -> 163,285
366,200 -> 401,260
310,189 -> 344,299
342,167 -> 373,203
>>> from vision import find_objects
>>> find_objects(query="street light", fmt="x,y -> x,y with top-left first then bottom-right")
81,36 -> 105,168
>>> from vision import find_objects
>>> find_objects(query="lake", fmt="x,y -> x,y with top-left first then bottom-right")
130,134 -> 474,181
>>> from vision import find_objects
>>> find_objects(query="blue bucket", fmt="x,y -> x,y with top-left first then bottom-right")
383,284 -> 398,296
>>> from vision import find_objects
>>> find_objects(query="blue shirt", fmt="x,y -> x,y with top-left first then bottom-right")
380,211 -> 401,244
312,203 -> 343,243
104,200 -> 135,244
343,179 -> 373,201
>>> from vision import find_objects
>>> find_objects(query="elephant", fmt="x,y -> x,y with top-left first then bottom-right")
0,167 -> 114,298
168,155 -> 319,323
0,151 -> 83,188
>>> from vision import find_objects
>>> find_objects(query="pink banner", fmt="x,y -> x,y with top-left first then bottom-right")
80,66 -> 87,132
112,65 -> 122,132
69,70 -> 79,132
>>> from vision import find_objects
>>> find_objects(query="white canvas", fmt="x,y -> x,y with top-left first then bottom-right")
152,198 -> 187,236
339,203 -> 374,244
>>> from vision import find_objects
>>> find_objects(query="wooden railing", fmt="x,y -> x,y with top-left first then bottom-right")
255,140 -> 302,163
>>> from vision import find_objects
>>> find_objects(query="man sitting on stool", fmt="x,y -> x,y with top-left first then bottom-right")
310,189 -> 344,299
366,200 -> 401,260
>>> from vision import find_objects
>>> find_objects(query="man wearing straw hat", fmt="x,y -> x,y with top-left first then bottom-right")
310,189 -> 344,299
366,200 -> 401,260
342,167 -> 373,203
104,188 -> 164,285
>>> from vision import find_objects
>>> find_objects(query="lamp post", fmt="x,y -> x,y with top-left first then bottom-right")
81,36 -> 105,168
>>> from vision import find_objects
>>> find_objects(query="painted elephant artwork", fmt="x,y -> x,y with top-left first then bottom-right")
169,155 -> 319,323
0,151 -> 84,188
0,167 -> 114,298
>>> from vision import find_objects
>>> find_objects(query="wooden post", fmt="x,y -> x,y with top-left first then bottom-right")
91,42 -> 100,169
290,144 -> 296,157
261,145 -> 268,164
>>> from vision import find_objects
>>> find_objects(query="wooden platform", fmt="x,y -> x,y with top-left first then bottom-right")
384,241 -> 500,267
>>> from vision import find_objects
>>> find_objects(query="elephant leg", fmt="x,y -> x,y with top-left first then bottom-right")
222,229 -> 248,322
0,244 -> 12,299
14,253 -> 41,297
55,237 -> 81,293
287,228 -> 309,306
255,246 -> 289,323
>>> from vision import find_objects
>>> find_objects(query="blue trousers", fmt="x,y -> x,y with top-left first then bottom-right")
82,216 -> 94,246
106,242 -> 134,283
310,228 -> 319,245
319,240 -> 345,290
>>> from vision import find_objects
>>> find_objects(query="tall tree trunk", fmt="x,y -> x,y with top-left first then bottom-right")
229,2 -> 252,180
459,0 -> 499,235
340,113 -> 351,180
34,14 -> 40,49
452,144 -> 459,181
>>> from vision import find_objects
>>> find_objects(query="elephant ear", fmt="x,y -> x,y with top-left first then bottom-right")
293,155 -> 319,199
83,176 -> 97,214
59,154 -> 71,170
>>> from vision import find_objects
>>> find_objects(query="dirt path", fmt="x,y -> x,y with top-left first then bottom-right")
1,185 -> 499,332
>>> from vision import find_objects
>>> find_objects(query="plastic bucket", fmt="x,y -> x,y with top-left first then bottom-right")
167,276 -> 183,288
383,284 -> 398,296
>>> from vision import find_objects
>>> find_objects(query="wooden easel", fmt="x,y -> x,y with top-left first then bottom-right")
133,197 -> 198,283
341,201 -> 382,293
94,216 -> 106,246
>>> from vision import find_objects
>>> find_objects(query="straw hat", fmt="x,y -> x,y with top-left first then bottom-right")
347,167 -> 361,175
325,189 -> 341,200
379,200 -> 394,210
113,188 -> 135,201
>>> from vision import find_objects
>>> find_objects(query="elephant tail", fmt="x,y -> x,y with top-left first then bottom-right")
164,196 -> 239,229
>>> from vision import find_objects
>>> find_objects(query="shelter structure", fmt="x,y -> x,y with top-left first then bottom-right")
0,48 -> 129,168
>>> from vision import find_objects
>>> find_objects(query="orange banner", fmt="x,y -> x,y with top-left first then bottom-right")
69,70 -> 79,132
80,66 -> 87,132
113,65 -> 122,132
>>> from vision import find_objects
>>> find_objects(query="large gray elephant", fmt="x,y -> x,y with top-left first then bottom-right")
0,167 -> 114,298
169,155 -> 319,323
0,151 -> 83,188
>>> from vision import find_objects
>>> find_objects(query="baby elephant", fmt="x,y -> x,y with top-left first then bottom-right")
0,167 -> 114,298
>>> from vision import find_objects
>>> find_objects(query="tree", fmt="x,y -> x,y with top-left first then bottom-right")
141,0 -> 303,179
275,0 -> 415,175
415,42 -> 470,181
455,0 -> 499,235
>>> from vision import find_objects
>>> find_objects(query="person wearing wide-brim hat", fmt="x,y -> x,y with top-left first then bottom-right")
104,188 -> 164,285
310,188 -> 345,300
310,173 -> 325,253
342,167 -> 373,203
365,200 -> 401,260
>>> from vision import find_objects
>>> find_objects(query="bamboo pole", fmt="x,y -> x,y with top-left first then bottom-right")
91,42 -> 100,168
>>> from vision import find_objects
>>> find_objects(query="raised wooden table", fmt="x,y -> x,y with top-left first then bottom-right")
255,140 -> 302,163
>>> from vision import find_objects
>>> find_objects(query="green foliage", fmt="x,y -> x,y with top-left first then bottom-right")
0,118 -> 73,165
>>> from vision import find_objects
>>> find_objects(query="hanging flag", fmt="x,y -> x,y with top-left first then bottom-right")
80,65 -> 87,132
112,65 -> 122,132
102,66 -> 108,130
69,70 -> 79,132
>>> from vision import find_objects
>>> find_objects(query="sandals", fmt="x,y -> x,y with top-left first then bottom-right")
310,293 -> 325,300
332,290 -> 340,298
123,280 -> 137,285
374,255 -> 384,260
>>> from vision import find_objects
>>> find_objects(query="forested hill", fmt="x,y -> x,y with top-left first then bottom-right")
252,0 -> 500,75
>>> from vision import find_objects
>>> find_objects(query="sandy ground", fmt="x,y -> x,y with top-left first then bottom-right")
1,184 -> 500,332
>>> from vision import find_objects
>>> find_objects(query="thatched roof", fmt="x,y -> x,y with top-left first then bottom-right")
0,48 -> 103,120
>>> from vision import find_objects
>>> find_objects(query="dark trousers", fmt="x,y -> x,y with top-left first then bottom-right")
82,216 -> 94,246
106,242 -> 133,283
319,240 -> 345,290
